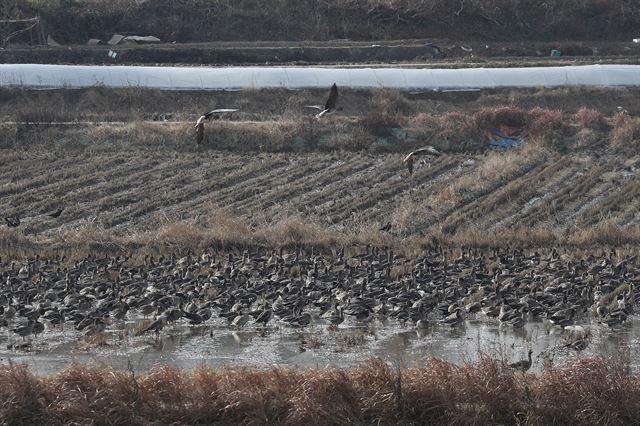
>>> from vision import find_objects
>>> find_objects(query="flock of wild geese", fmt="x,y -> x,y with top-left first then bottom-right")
194,82 -> 440,175
0,246 -> 637,353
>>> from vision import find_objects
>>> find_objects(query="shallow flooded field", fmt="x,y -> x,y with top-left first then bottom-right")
3,312 -> 638,376
0,247 -> 637,376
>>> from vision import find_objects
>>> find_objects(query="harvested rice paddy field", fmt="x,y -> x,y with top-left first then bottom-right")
2,0 -> 640,423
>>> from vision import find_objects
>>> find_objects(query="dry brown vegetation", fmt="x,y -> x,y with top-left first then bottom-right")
2,91 -> 640,154
1,86 -> 639,257
3,0 -> 640,44
0,355 -> 638,425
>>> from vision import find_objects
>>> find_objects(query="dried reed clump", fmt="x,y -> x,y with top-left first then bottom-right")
259,216 -> 342,248
526,107 -> 570,139
574,107 -> 610,132
0,362 -> 52,425
1,356 -> 640,424
134,207 -> 255,250
610,114 -> 640,152
411,111 -> 479,151
370,89 -> 414,116
445,227 -> 557,248
4,98 -> 621,155
357,89 -> 412,138
531,356 -> 640,425
56,221 -> 125,254
569,222 -> 640,247
288,369 -> 361,424
575,128 -> 601,149
359,110 -> 405,138
473,105 -> 527,133
353,223 -> 395,247
14,99 -> 80,124
0,228 -> 42,257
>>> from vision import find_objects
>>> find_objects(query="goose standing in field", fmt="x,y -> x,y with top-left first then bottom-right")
46,208 -> 64,218
4,215 -> 20,228
194,109 -> 239,145
139,314 -> 167,338
509,349 -> 533,372
379,221 -> 392,232
304,83 -> 339,118
403,146 -> 440,175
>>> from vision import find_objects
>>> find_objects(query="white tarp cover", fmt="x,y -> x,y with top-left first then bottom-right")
0,64 -> 639,91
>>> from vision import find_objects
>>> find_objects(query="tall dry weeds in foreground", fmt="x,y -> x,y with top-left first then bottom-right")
1,356 -> 639,425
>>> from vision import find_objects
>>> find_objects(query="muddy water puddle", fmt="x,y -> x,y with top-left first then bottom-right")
1,314 -> 639,376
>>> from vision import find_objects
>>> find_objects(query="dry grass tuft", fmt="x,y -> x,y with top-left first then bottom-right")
574,107 -> 610,132
611,114 -> 640,152
569,222 -> 640,247
526,107 -> 570,141
0,362 -> 52,424
259,216 -> 342,248
445,227 -> 557,248
532,356 -> 640,424
474,105 -> 527,132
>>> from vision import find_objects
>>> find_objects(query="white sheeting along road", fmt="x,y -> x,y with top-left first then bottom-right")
1,64 -> 639,90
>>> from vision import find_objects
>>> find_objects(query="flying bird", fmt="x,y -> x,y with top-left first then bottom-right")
4,216 -> 20,228
304,83 -> 339,118
194,109 -> 239,145
403,146 -> 440,175
47,208 -> 63,218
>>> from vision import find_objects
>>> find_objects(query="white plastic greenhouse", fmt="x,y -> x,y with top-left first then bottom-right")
0,64 -> 639,90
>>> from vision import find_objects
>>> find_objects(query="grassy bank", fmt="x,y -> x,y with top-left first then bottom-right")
1,356 -> 638,425
2,86 -> 640,154
1,215 -> 639,261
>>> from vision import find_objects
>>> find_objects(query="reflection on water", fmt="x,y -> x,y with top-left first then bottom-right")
1,314 -> 638,376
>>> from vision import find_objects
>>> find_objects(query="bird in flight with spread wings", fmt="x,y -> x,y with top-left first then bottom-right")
304,83 -> 339,119
403,146 -> 440,176
194,109 -> 239,145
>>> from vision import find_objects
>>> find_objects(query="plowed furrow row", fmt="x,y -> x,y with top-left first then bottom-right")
106,158 -> 292,228
324,156 -> 459,222
0,154 -> 128,199
0,154 -> 75,182
9,156 -> 157,208
256,157 -> 380,220
486,158 -> 578,229
364,160 -> 479,225
23,157 -> 202,233
575,177 -> 640,228
437,159 -> 550,233
159,157 -> 337,220
331,157 -> 462,223
517,162 -> 611,230
235,157 -> 381,215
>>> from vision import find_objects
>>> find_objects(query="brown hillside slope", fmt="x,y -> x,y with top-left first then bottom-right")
2,0 -> 640,44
